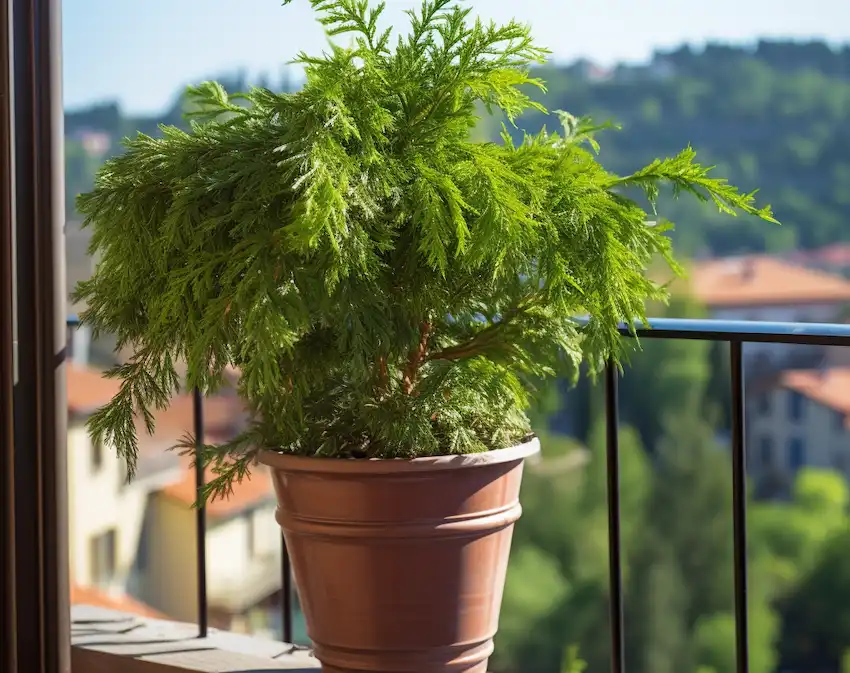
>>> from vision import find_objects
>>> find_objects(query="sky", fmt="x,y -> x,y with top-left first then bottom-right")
64,0 -> 850,115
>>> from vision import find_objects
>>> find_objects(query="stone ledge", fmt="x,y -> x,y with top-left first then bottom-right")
71,604 -> 319,672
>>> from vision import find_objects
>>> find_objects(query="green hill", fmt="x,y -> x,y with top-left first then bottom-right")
480,41 -> 850,256
65,41 -> 850,256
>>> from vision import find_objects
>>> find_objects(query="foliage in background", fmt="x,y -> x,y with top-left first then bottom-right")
74,0 -> 772,500
480,45 -> 850,257
66,42 -> 850,259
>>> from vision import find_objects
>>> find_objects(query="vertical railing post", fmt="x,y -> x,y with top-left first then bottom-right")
729,341 -> 750,673
604,359 -> 625,673
193,387 -> 209,638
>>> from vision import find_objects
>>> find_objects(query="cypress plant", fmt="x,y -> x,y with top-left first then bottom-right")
74,0 -> 775,500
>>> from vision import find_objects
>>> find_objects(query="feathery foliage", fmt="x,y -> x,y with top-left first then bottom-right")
74,0 -> 776,501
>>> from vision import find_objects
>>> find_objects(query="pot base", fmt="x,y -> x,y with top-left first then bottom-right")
314,638 -> 493,673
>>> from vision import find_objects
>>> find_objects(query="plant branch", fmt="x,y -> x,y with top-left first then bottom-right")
427,320 -> 506,362
402,321 -> 432,394
377,355 -> 389,392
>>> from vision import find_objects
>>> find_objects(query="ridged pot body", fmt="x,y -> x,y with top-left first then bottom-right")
259,438 -> 540,673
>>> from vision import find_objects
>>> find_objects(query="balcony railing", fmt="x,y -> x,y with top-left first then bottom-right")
66,315 -> 850,673
601,318 -> 850,673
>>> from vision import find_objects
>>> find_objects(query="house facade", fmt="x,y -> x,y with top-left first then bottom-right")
747,368 -> 850,496
66,361 -> 290,636
140,466 -> 291,638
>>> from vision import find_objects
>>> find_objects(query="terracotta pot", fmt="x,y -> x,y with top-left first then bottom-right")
259,437 -> 540,673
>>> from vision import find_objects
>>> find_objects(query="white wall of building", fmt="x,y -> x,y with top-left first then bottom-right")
67,421 -> 148,593
747,388 -> 848,487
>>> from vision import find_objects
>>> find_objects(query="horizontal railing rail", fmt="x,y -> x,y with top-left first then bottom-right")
66,315 -> 850,669
612,317 -> 850,345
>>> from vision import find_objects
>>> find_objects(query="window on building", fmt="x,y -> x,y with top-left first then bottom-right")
756,393 -> 772,416
788,392 -> 806,422
788,438 -> 806,471
91,437 -> 103,471
835,411 -> 846,433
89,529 -> 117,588
759,436 -> 773,466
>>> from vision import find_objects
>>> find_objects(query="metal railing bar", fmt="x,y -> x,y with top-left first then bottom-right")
611,318 -> 850,346
193,387 -> 209,638
729,342 -> 750,673
604,359 -> 626,673
281,535 -> 293,643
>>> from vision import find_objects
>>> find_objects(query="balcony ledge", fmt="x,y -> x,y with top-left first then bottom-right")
71,604 -> 319,672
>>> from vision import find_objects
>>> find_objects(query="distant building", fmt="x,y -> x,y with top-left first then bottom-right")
785,243 -> 850,278
687,256 -> 850,369
567,58 -> 614,82
148,453 -> 284,637
748,368 -> 850,497
65,362 -> 294,640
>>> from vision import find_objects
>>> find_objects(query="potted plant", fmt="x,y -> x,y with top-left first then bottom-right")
74,0 -> 775,670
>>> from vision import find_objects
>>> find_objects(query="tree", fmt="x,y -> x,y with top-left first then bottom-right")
618,293 -> 712,451
780,527 -> 850,672
750,469 -> 848,589
693,603 -> 779,673
650,414 -> 735,625
625,531 -> 691,673
581,419 -> 651,560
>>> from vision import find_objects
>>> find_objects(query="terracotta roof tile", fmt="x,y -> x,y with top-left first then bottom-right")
689,256 -> 850,308
70,584 -> 167,620
65,362 -> 246,441
66,362 -> 123,414
136,394 -> 247,449
66,362 -> 249,477
778,367 -> 850,417
160,458 -> 275,519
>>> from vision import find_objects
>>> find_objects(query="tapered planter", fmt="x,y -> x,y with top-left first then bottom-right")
259,437 -> 540,673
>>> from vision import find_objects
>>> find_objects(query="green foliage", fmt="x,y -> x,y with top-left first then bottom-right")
481,46 -> 850,255
617,292 -> 711,449
560,646 -> 586,673
750,469 -> 848,589
650,415 -> 735,624
493,545 -> 570,673
74,0 -> 773,497
779,526 -> 850,671
625,531 -> 690,673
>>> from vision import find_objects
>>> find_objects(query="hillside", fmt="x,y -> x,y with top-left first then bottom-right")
64,41 -> 850,259
485,40 -> 850,256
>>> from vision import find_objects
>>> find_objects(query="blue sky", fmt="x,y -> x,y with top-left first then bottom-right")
64,0 -> 850,114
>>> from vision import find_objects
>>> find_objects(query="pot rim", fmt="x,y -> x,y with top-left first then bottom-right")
258,436 -> 541,474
